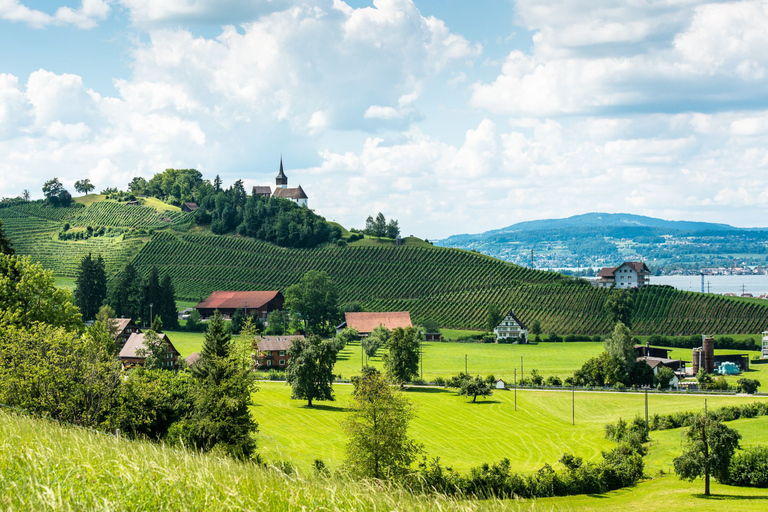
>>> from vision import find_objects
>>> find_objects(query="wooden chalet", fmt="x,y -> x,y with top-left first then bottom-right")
119,332 -> 181,369
336,311 -> 412,336
113,318 -> 141,352
255,335 -> 304,369
181,202 -> 199,212
252,186 -> 272,198
195,290 -> 284,320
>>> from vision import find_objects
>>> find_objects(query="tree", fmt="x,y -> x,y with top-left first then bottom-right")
231,308 -> 245,334
22,189 -> 30,201
284,270 -> 339,334
605,289 -> 634,328
199,310 -> 231,360
151,315 -> 163,332
421,318 -> 439,334
333,327 -> 359,351
385,219 -> 400,239
603,321 -> 634,366
363,324 -> 388,359
384,326 -> 420,385
344,367 -> 422,479
128,177 -> 148,195
654,366 -> 676,390
459,375 -> 494,402
74,179 -> 95,195
736,378 -> 760,394
373,213 -> 387,237
0,254 -> 83,331
0,220 -> 13,255
42,177 -> 72,207
530,319 -> 542,337
486,304 -> 505,332
265,310 -> 287,335
159,273 -> 178,330
74,253 -> 107,321
108,262 -> 144,323
285,334 -> 339,407
136,330 -> 169,370
214,174 -> 222,192
143,266 -> 162,323
674,415 -> 741,496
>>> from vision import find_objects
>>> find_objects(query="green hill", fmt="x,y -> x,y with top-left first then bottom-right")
2,199 -> 768,334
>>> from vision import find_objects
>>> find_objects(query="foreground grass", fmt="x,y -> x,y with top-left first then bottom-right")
0,410 -> 517,512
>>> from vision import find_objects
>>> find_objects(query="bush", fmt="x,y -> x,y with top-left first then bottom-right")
736,378 -> 760,394
728,447 -> 768,487
432,376 -> 446,387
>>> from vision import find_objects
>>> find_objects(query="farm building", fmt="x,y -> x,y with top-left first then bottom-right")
119,332 -> 181,369
186,352 -> 201,367
634,343 -> 686,373
336,311 -> 412,336
195,290 -> 284,320
763,331 -> 768,358
493,310 -> 527,342
181,202 -> 199,212
495,379 -> 506,389
255,335 -> 305,369
424,332 -> 442,342
252,186 -> 272,197
113,318 -> 141,352
691,335 -> 750,374
595,261 -> 650,289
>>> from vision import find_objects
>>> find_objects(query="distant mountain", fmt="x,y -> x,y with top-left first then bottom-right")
436,213 -> 768,271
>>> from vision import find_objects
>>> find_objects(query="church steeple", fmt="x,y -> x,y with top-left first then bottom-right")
276,155 -> 288,188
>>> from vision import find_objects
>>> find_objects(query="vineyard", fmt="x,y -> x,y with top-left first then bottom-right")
3,198 -> 768,333
130,231 -> 768,333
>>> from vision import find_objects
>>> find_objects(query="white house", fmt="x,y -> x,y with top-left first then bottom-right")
493,310 -> 527,342
495,379 -> 506,389
762,331 -> 768,358
595,262 -> 650,289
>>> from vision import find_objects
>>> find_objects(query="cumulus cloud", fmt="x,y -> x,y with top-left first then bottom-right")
472,0 -> 768,116
0,0 -> 109,29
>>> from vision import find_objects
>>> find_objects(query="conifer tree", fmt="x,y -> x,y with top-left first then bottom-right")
74,253 -> 107,321
159,272 -> 178,329
0,220 -> 13,255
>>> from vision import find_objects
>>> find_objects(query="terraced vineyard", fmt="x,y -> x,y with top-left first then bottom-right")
4,199 -> 768,333
131,231 -> 768,333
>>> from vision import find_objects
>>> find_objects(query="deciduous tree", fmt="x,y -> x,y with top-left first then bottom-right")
284,270 -> 339,334
459,375 -> 494,402
384,326 -> 420,385
605,289 -> 634,327
74,179 -> 95,195
674,415 -> 741,496
486,304 -> 504,332
285,334 -> 339,407
344,367 -> 422,479
0,220 -> 13,255
363,324 -> 388,359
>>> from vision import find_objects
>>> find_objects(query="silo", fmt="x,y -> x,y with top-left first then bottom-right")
692,347 -> 703,374
703,336 -> 715,373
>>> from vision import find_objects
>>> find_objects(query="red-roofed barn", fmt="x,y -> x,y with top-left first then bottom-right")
337,311 -> 412,336
195,290 -> 284,320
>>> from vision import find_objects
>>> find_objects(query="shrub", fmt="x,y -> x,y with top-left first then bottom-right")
432,376 -> 446,387
736,378 -> 760,394
728,447 -> 768,487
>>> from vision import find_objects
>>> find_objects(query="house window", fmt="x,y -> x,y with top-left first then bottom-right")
279,350 -> 286,356
267,360 -> 272,366
279,359 -> 285,365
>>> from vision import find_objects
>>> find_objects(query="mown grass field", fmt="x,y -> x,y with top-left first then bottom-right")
253,381 -> 768,474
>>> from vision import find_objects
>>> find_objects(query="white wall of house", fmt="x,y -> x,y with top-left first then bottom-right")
614,264 -> 639,289
493,315 -> 527,340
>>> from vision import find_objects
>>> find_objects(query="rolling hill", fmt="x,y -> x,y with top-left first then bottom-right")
436,212 -> 768,270
2,199 -> 768,334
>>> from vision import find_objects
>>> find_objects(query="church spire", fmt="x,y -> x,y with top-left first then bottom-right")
276,155 -> 288,188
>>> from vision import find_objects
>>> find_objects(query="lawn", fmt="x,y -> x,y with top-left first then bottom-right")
54,276 -> 76,290
73,193 -> 105,206
253,380 -> 768,474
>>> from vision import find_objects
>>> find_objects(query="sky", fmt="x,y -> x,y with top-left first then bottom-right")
2,0 -> 768,239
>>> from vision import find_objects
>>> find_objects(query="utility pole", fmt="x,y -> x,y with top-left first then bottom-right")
521,356 -> 524,377
465,354 -> 468,375
514,368 -> 517,411
572,383 -> 575,425
420,335 -> 423,379
645,388 -> 649,429
531,248 -> 534,269
149,303 -> 153,326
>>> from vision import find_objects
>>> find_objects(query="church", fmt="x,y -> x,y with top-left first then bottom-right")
252,158 -> 309,207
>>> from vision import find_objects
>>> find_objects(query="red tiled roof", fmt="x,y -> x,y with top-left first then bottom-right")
597,267 -> 617,278
257,335 -> 304,352
344,311 -> 412,334
195,290 -> 281,310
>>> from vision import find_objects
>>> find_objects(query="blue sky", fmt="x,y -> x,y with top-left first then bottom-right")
2,1 -> 768,238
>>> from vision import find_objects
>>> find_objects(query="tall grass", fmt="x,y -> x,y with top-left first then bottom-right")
0,410 -> 537,512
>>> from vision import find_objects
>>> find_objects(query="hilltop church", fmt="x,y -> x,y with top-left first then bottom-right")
252,158 -> 309,207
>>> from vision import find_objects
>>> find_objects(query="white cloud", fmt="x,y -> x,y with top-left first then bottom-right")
0,0 -> 109,29
118,0 -> 297,25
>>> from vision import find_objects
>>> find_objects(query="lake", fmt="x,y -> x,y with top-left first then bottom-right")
652,275 -> 768,296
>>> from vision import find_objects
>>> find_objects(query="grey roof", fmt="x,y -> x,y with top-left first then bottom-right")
186,352 -> 201,367
272,186 -> 308,200
113,318 -> 136,337
501,309 -> 526,330
252,186 -> 272,195
119,332 -> 176,359
257,335 -> 304,352
276,157 -> 288,185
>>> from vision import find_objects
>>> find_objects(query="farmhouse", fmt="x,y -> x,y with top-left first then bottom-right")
763,331 -> 768,358
337,311 -> 412,336
195,290 -> 284,320
119,332 -> 181,369
493,310 -> 527,342
255,335 -> 305,368
252,186 -> 272,198
113,318 -> 141,352
181,202 -> 199,212
634,343 -> 686,373
595,262 -> 650,289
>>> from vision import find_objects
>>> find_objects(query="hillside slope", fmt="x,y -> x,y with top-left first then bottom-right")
2,200 -> 768,333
